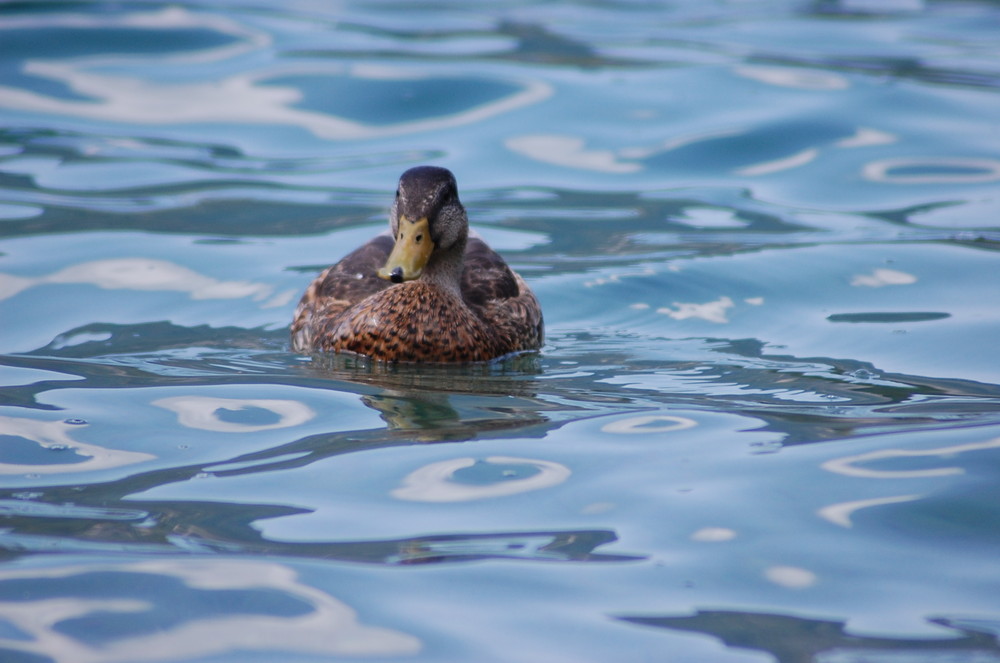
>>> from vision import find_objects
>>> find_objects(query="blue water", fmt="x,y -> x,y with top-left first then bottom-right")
2,0 -> 1000,661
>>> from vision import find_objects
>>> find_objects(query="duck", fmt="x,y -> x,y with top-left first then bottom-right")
291,166 -> 544,362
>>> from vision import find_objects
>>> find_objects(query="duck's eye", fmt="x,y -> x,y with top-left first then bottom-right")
415,233 -> 423,243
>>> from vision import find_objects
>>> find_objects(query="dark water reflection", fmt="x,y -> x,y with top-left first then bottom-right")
621,611 -> 1000,663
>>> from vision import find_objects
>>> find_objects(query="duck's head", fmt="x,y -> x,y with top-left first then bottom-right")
378,166 -> 468,284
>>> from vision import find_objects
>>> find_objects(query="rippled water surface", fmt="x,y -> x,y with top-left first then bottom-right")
3,0 -> 1000,661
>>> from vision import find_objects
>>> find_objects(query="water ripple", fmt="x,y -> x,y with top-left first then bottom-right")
2,0 -> 1000,660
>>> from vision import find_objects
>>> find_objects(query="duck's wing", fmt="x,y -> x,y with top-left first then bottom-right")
291,232 -> 394,351
460,236 -> 520,307
461,236 -> 544,352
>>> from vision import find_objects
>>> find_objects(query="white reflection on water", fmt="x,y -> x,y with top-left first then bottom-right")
822,436 -> 1000,479
0,560 -> 421,661
507,120 -> 909,180
736,148 -> 820,177
0,258 -> 293,308
816,436 -> 1000,529
673,207 -> 750,229
657,296 -> 735,323
850,267 -> 917,287
0,415 -> 153,474
734,66 -> 850,91
0,6 -> 550,140
764,565 -> 818,589
620,127 -> 748,160
817,494 -> 923,528
505,134 -> 642,173
391,456 -> 571,502
153,396 -> 315,433
584,266 -> 656,289
601,414 -> 697,434
835,127 -> 897,148
690,527 -> 737,542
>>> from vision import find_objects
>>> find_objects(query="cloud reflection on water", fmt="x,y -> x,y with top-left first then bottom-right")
0,559 -> 421,662
0,7 -> 551,141
0,415 -> 152,475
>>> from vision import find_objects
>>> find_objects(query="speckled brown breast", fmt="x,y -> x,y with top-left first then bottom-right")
291,235 -> 543,362
313,281 -> 507,362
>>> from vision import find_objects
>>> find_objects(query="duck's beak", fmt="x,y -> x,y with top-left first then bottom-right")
378,216 -> 434,283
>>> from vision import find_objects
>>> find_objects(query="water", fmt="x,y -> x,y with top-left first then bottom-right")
2,0 -> 1000,661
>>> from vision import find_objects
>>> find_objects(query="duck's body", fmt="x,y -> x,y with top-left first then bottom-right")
291,166 -> 543,362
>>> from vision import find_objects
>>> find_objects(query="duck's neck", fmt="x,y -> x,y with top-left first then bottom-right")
420,237 -> 466,297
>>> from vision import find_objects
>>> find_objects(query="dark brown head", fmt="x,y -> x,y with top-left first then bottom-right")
378,166 -> 468,284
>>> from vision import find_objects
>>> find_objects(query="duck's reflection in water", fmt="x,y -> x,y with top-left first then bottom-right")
362,391 -> 467,437
304,350 -> 558,443
0,350 -> 638,570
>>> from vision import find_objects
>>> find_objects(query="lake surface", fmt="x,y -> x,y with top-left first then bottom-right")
2,0 -> 1000,661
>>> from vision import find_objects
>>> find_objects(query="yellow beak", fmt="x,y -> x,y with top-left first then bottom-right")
377,216 -> 435,283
